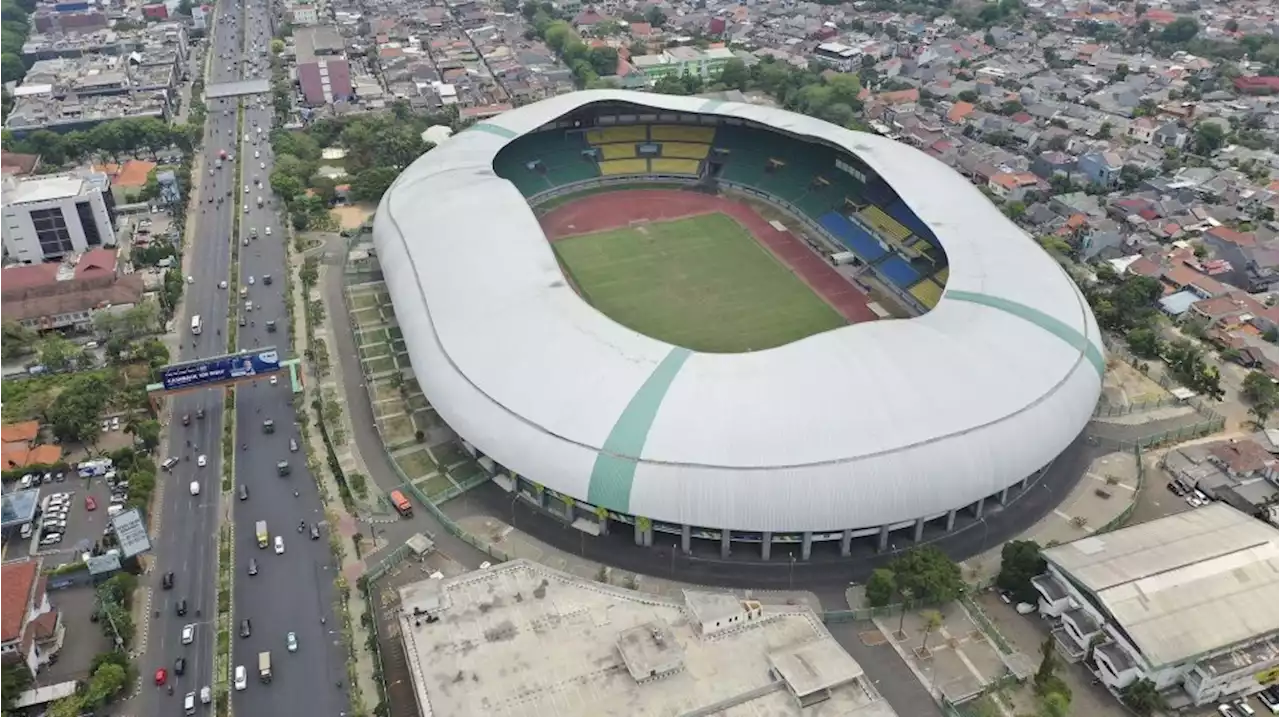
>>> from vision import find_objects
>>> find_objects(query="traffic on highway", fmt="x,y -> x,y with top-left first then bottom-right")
143,0 -> 347,713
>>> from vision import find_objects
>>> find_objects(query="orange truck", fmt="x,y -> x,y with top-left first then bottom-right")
390,490 -> 413,517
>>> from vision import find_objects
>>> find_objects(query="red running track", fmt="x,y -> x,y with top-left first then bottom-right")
539,189 -> 877,324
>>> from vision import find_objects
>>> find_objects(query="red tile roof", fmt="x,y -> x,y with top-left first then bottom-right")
0,421 -> 40,444
1206,225 -> 1257,247
946,101 -> 975,123
1,560 -> 39,643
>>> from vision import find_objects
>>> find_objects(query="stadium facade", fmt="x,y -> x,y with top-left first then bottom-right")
373,90 -> 1104,560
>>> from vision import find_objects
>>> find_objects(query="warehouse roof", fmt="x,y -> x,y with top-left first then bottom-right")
1043,503 -> 1280,668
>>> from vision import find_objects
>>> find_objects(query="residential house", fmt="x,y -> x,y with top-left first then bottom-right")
1077,151 -> 1123,188
987,171 -> 1045,202
0,559 -> 64,676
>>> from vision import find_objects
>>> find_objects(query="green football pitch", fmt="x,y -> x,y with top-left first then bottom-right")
552,212 -> 846,353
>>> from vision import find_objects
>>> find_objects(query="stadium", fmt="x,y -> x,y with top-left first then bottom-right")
373,90 -> 1104,560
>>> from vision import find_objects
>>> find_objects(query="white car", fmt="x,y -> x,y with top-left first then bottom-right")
269,375 -> 278,386
182,624 -> 195,644
187,275 -> 195,284
248,275 -> 255,285
260,162 -> 266,170
244,205 -> 250,213
189,481 -> 200,496
234,665 -> 247,691
197,454 -> 207,467
39,533 -> 62,546
254,150 -> 259,158
264,227 -> 271,236
219,280 -> 228,289
244,185 -> 249,193
274,536 -> 284,555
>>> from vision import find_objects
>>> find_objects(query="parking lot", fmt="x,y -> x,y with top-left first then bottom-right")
26,475 -> 133,563
38,583 -> 115,685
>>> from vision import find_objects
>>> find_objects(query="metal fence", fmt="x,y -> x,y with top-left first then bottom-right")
1098,446 -> 1146,534
1094,394 -> 1182,417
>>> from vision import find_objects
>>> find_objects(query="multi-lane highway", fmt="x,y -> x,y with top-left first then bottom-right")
143,0 -> 243,712
226,4 -> 348,716
143,0 -> 346,712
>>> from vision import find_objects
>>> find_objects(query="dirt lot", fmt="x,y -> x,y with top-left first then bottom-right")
330,203 -> 376,229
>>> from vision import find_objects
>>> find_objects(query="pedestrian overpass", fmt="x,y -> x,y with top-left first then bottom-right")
205,79 -> 271,99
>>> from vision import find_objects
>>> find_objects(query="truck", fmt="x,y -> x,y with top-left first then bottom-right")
255,521 -> 268,549
258,651 -> 271,683
390,490 -> 413,518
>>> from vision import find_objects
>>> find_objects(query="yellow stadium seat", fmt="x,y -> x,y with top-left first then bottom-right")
598,159 -> 650,176
587,126 -> 648,144
935,267 -> 949,284
661,142 -> 711,160
650,158 -> 701,175
599,144 -> 637,160
650,125 -> 716,143
859,206 -> 912,243
910,280 -> 943,309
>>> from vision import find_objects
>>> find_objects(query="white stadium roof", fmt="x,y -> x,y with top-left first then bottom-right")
374,90 -> 1104,533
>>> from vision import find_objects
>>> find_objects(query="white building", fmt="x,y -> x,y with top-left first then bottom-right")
1,171 -> 117,264
1033,504 -> 1279,708
288,0 -> 319,26
0,559 -> 64,677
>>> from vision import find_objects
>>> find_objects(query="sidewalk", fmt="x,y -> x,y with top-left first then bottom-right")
290,234 -> 380,712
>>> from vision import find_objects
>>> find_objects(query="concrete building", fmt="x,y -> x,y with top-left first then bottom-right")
396,559 -> 899,717
0,559 -> 65,677
632,46 -> 734,81
1,248 -> 143,332
2,170 -> 117,263
1033,504 -> 1279,708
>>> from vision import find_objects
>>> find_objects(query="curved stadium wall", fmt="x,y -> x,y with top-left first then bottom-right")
373,90 -> 1104,557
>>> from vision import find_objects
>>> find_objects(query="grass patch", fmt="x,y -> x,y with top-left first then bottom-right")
355,327 -> 389,345
379,414 -> 416,445
360,342 -> 391,359
411,409 -> 445,434
390,338 -> 407,355
351,308 -> 384,329
363,356 -> 396,375
553,213 -> 845,353
373,400 -> 405,420
369,378 -> 401,403
393,448 -> 437,479
431,441 -> 471,469
350,293 -> 380,310
416,473 -> 454,498
447,460 -> 487,483
387,326 -> 404,340
406,394 -> 430,411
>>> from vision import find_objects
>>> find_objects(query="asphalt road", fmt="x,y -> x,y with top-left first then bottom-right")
227,8 -> 349,716
141,0 -> 245,712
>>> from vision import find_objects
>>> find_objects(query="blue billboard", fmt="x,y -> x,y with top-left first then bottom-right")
161,349 -> 281,391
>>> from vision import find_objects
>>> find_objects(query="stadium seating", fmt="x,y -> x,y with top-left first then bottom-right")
492,131 -> 600,197
934,267 -> 949,284
878,255 -> 922,290
599,159 -> 649,176
586,126 -> 648,144
650,158 -> 701,176
886,199 -> 937,245
650,125 -> 716,143
599,143 -> 638,160
858,205 -> 913,244
661,142 -> 711,160
909,279 -> 944,309
819,212 -> 888,263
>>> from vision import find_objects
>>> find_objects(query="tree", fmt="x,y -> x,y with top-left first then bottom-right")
1241,371 -> 1276,406
48,373 -> 113,445
47,695 -> 86,717
920,609 -> 943,652
270,38 -> 285,54
644,6 -> 666,27
127,418 -> 161,452
1040,691 -> 1072,717
1120,678 -> 1164,716
1125,327 -> 1162,359
38,334 -> 80,371
1192,122 -> 1226,155
1034,636 -> 1057,689
717,58 -> 749,90
886,546 -> 963,605
2,319 -> 37,359
865,568 -> 896,607
83,662 -> 128,707
996,540 -> 1045,604
349,166 -> 401,202
2,662 -> 32,710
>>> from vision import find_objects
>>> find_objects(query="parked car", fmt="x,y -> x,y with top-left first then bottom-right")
85,495 -> 97,510
39,533 -> 62,546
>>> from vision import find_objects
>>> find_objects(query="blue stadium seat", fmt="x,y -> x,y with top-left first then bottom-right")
819,212 -> 887,263
878,255 -> 922,290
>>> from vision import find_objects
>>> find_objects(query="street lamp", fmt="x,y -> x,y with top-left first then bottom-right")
788,553 -> 796,590
510,492 -> 519,530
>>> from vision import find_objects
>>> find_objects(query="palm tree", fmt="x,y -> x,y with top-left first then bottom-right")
920,610 -> 943,653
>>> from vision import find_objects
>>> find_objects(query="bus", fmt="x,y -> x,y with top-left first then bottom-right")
390,490 -> 413,517
191,315 -> 203,335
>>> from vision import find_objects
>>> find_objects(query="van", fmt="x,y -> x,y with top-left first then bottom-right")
107,505 -> 124,517
184,691 -> 196,714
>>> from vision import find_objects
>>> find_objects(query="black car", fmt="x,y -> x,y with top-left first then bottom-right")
240,619 -> 252,638
161,572 -> 174,590
196,407 -> 205,420
309,524 -> 320,540
174,657 -> 186,676
176,599 -> 187,616
238,484 -> 249,501
247,558 -> 258,576
182,414 -> 191,426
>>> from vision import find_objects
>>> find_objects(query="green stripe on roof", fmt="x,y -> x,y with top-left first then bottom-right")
470,122 -> 519,139
948,290 -> 1105,377
587,347 -> 692,512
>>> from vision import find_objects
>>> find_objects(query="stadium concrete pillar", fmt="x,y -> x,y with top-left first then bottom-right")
634,522 -> 651,546
681,525 -> 692,554
876,524 -> 890,553
720,530 -> 731,558
801,532 -> 813,561
1019,475 -> 1029,491
999,486 -> 1011,505
973,497 -> 986,519
761,533 -> 772,560
840,530 -> 853,557
913,517 -> 925,543
945,509 -> 958,532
